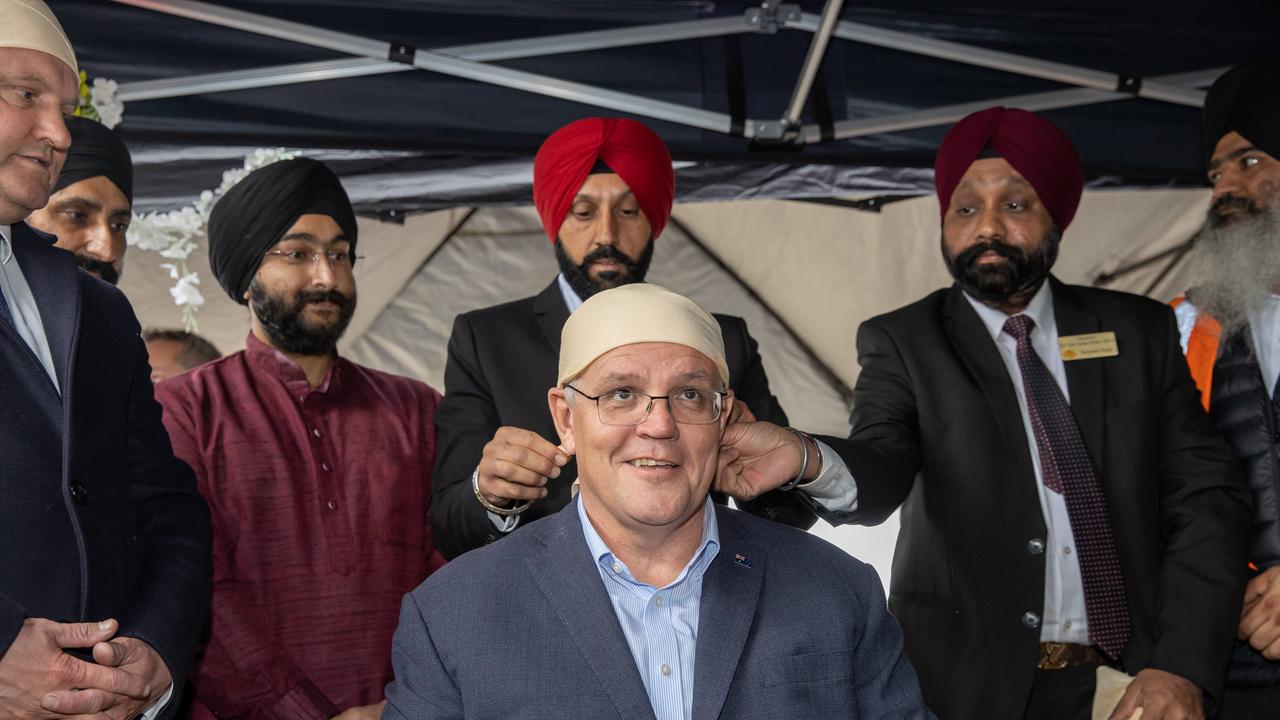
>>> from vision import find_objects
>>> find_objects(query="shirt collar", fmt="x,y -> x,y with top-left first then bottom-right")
244,331 -> 340,397
963,280 -> 1056,343
0,225 -> 10,266
578,494 -> 720,590
557,273 -> 585,313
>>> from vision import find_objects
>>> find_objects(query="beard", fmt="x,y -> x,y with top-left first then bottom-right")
1185,199 -> 1280,335
248,280 -> 357,356
943,228 -> 1061,307
76,254 -> 120,286
555,239 -> 654,300
1208,192 -> 1268,229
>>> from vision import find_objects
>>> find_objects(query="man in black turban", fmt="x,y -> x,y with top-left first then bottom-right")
207,156 -> 360,365
1175,58 -> 1280,720
25,115 -> 133,285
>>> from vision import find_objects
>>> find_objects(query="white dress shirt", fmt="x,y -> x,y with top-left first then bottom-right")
0,225 -> 60,392
962,284 -> 1089,644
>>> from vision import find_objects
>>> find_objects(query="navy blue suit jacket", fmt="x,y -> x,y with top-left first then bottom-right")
385,501 -> 933,719
0,223 -> 211,716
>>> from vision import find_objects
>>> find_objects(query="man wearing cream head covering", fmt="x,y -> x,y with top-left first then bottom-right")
430,117 -> 814,562
0,2 -> 212,719
384,283 -> 933,720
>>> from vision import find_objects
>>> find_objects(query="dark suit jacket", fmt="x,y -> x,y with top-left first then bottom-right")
0,223 -> 211,717
432,279 -> 814,559
814,278 -> 1251,719
385,502 -> 933,719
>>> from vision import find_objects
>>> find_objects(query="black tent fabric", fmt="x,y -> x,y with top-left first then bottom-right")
55,0 -> 1280,213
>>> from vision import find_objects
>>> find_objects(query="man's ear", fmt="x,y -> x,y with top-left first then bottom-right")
548,387 -> 576,455
719,389 -> 736,433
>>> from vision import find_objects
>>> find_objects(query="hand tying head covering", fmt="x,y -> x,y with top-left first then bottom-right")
55,116 -> 133,203
533,117 -> 675,244
207,158 -> 358,304
934,107 -> 1084,231
558,283 -> 727,388
1202,59 -> 1280,166
0,0 -> 76,75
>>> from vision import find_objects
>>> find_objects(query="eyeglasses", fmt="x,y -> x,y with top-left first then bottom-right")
263,249 -> 362,268
565,384 -> 725,426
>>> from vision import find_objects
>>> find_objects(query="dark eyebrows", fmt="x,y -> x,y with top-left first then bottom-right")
50,196 -> 102,213
954,174 -> 1032,193
276,232 -> 350,245
572,189 -> 635,204
1208,145 -> 1259,171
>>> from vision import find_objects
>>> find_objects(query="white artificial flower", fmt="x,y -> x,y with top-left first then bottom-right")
89,78 -> 123,129
170,273 -> 205,308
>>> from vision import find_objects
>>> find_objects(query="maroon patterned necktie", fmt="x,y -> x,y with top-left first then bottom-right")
1003,314 -> 1131,659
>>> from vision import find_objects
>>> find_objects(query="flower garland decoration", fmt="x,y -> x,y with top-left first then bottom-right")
73,71 -> 123,129
128,148 -> 300,331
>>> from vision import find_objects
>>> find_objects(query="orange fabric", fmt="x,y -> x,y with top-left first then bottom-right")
1172,296 -> 1222,411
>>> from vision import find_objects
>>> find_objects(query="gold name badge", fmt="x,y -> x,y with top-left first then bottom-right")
1058,331 -> 1119,361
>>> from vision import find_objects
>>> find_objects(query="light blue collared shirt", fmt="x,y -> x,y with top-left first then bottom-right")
578,496 -> 720,720
0,225 -> 59,392
557,272 -> 585,314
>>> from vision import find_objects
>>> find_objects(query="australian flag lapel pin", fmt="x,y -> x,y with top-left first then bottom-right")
733,553 -> 753,569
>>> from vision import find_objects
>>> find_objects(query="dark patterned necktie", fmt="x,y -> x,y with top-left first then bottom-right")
1003,314 -> 1131,659
0,277 -> 13,327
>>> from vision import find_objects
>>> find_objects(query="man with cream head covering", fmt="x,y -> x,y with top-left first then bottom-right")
385,283 -> 933,720
26,114 -> 134,285
155,157 -> 445,720
0,2 -> 212,719
431,116 -> 814,561
718,107 -> 1250,720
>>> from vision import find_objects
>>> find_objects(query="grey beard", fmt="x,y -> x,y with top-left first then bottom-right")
1186,202 -> 1280,336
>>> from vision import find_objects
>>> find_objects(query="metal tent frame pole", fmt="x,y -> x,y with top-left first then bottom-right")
798,67 -> 1224,143
111,0 -> 1222,146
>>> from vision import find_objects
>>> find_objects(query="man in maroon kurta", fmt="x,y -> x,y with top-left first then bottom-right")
155,158 -> 444,719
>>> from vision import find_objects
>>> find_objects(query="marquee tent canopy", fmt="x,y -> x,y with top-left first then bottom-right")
57,0 -> 1280,215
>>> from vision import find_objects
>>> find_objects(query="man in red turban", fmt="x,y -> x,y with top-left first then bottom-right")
716,107 -> 1248,720
430,116 -> 814,560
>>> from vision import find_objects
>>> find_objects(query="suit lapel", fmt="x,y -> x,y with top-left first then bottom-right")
533,279 -> 572,352
1050,278 -> 1106,469
10,223 -> 78,394
525,507 -> 658,720
941,285 -> 1036,481
691,508 -> 765,720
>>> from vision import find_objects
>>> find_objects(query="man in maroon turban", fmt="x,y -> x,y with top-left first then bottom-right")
716,107 -> 1248,720
431,117 -> 814,560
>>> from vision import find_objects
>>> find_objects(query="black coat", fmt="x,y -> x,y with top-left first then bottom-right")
815,278 -> 1251,719
0,224 -> 211,717
431,280 -> 815,559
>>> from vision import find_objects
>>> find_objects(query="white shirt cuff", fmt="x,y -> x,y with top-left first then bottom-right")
797,440 -> 858,512
488,509 -> 521,533
139,683 -> 174,720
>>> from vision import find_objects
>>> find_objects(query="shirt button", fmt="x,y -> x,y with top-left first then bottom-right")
321,462 -> 331,472
654,596 -> 664,607
326,500 -> 337,511
612,562 -> 623,574
1064,620 -> 1073,630
1027,538 -> 1045,555
312,428 -> 323,438
1022,611 -> 1041,629
69,482 -> 88,506
660,664 -> 671,677
1064,546 -> 1073,555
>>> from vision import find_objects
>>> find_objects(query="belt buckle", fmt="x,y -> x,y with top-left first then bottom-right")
1039,642 -> 1072,671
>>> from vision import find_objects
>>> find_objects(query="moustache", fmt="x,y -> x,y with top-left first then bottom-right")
581,245 -> 635,267
296,289 -> 353,310
76,255 -> 120,286
1210,194 -> 1262,226
953,239 -> 1026,269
